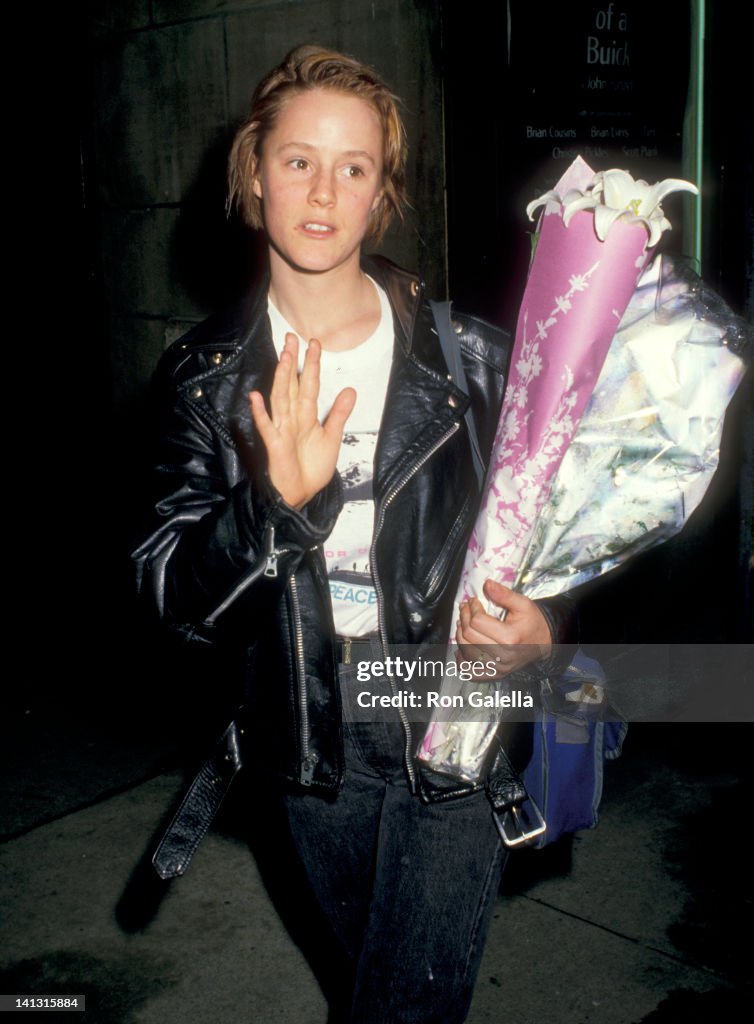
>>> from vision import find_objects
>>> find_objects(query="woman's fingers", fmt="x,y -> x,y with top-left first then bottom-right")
297,337 -> 321,426
249,390 -> 275,446
483,579 -> 530,620
269,345 -> 293,425
285,333 -> 300,409
458,598 -> 496,644
483,579 -> 552,651
323,386 -> 357,442
455,599 -> 489,662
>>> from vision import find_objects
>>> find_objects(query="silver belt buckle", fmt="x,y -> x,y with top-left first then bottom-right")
494,796 -> 547,848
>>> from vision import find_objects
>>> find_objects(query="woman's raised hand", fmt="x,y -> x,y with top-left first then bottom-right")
249,333 -> 356,510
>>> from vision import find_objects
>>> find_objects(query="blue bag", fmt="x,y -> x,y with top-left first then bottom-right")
522,650 -> 627,848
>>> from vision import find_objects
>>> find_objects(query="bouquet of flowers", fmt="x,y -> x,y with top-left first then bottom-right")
418,157 -> 749,783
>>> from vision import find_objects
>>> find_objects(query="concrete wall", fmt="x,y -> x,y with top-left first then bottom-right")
85,0 -> 445,413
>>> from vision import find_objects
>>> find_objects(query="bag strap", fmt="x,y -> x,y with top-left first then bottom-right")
429,299 -> 486,489
151,719 -> 243,879
487,745 -> 547,848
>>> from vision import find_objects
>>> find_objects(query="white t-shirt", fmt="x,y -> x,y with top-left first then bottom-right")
267,277 -> 393,636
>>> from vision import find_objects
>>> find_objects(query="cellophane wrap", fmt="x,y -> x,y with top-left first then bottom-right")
418,257 -> 749,783
518,254 -> 748,598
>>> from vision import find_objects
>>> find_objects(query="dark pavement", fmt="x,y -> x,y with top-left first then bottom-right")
1,699 -> 751,1023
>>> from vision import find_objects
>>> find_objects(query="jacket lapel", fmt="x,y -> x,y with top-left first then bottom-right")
365,258 -> 472,502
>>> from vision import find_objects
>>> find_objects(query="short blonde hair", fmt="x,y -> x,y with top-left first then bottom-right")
228,45 -> 407,244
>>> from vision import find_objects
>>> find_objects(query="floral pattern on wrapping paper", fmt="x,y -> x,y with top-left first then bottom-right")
460,260 -> 600,593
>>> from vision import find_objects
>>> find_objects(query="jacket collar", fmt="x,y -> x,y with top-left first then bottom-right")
361,254 -> 423,357
362,258 -> 472,500
191,255 -> 468,458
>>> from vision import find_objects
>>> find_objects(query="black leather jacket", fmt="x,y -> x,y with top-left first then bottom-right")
132,256 -> 575,802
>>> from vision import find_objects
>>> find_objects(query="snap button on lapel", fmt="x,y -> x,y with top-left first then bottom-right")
410,280 -> 419,297
211,352 -> 223,365
452,319 -> 463,334
448,395 -> 459,408
192,386 -> 203,399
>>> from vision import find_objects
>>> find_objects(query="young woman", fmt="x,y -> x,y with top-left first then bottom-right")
133,45 -> 576,1023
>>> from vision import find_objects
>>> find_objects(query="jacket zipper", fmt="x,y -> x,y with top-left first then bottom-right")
205,520 -> 314,786
371,420 -> 462,789
204,524 -> 286,625
422,491 -> 473,600
288,573 -> 315,786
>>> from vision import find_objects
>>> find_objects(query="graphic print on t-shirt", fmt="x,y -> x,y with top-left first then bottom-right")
326,431 -> 378,635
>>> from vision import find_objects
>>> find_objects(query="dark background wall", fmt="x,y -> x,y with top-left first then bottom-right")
84,0 -> 445,419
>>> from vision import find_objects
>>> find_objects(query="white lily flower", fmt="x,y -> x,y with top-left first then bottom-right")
527,166 -> 698,248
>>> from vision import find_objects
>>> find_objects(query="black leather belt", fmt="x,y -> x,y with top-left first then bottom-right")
335,635 -> 377,664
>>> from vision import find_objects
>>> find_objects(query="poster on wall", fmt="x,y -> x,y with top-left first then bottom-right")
506,0 -> 692,201
443,0 -> 695,323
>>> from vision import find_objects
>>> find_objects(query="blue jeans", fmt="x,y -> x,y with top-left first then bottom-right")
282,661 -> 508,1024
